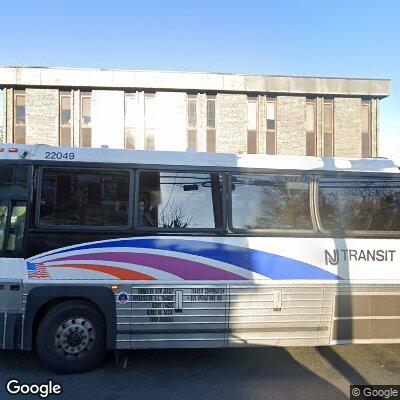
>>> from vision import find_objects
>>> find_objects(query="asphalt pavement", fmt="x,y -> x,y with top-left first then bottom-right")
1,344 -> 400,399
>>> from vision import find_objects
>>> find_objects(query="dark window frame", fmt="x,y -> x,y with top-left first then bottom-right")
306,98 -> 317,157
0,164 -> 31,256
36,166 -> 134,231
361,100 -> 372,158
59,91 -> 72,147
227,172 -> 318,234
133,169 -> 227,233
315,175 -> 400,237
13,90 -> 26,144
265,97 -> 277,155
323,98 -> 334,157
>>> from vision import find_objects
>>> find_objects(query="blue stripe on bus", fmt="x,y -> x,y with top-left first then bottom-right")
31,238 -> 340,280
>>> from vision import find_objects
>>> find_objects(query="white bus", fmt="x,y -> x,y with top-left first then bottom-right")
1,143 -> 400,373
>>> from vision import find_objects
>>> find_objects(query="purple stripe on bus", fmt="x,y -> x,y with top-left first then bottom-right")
47,252 -> 245,281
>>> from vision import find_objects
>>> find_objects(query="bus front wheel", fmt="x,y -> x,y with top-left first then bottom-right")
36,300 -> 107,373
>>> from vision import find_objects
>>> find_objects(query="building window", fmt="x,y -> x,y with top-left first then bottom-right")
306,98 -> 316,156
145,93 -> 155,150
187,95 -> 197,151
362,100 -> 371,157
80,92 -> 91,147
266,97 -> 276,155
323,99 -> 334,157
206,96 -> 216,152
247,97 -> 257,154
124,93 -> 136,149
14,90 -> 26,144
59,91 -> 72,147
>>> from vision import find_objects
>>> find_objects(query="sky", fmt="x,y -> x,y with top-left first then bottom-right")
0,0 -> 399,157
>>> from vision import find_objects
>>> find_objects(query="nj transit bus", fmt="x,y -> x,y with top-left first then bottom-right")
1,144 -> 400,373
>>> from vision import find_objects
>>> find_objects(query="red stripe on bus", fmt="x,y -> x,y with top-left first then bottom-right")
54,263 -> 156,280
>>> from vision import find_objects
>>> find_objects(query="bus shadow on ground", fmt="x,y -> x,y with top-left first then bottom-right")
1,347 -> 350,400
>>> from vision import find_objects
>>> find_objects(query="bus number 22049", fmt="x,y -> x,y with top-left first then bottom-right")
44,151 -> 75,160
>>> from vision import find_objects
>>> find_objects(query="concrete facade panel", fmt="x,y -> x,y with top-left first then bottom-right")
288,77 -> 323,94
5,89 -> 13,143
201,74 -> 224,91
197,93 -> 207,152
323,79 -> 349,95
265,77 -> 290,94
91,90 -> 124,149
155,92 -> 187,151
0,67 -> 390,98
111,71 -> 137,88
245,76 -> 267,92
72,90 -> 80,146
223,75 -> 246,91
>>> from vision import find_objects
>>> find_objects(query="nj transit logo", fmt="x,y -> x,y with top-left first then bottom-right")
324,249 -> 396,266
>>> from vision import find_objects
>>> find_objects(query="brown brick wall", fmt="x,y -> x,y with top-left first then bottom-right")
276,96 -> 307,156
334,97 -> 362,158
216,93 -> 248,154
26,89 -> 59,145
2,87 -> 381,158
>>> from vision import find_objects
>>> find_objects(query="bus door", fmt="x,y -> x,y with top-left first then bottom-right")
0,165 -> 30,257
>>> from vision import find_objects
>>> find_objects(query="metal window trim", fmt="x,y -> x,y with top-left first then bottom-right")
80,92 -> 92,128
206,96 -> 216,129
13,91 -> 26,143
59,91 -> 72,127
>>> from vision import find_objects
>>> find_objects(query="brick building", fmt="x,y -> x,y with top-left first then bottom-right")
0,66 -> 390,157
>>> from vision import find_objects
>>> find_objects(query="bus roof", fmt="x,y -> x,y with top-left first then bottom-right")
0,143 -> 399,174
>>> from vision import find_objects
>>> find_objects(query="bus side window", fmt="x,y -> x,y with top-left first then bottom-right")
137,170 -> 223,230
230,174 -> 313,231
39,168 -> 131,228
318,177 -> 400,232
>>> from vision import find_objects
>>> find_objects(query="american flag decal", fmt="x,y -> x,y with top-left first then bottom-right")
26,262 -> 50,279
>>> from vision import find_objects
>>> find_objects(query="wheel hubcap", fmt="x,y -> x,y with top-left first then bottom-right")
55,317 -> 95,358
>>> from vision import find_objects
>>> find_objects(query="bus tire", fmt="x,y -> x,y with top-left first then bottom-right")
36,300 -> 107,373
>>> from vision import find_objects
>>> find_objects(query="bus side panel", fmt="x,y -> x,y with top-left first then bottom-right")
127,284 -> 227,349
227,283 -> 326,347
18,235 -> 400,349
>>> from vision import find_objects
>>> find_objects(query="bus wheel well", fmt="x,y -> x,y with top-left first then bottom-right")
31,297 -> 104,350
24,286 -> 116,351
